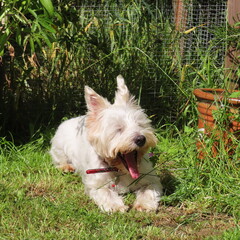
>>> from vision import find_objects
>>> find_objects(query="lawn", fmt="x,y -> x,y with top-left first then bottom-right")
0,129 -> 239,240
1,1 -> 240,239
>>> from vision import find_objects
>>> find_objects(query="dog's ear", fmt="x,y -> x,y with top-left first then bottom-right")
114,75 -> 132,105
85,86 -> 110,113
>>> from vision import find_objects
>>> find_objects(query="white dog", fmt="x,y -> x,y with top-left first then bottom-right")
50,75 -> 162,212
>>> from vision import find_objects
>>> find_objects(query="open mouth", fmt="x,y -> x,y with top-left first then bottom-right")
118,151 -> 140,179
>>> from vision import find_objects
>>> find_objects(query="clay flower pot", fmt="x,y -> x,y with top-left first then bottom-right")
193,88 -> 240,158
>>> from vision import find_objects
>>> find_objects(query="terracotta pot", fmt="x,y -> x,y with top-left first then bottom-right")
193,88 -> 240,158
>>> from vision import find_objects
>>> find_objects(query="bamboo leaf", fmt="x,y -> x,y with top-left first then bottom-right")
38,17 -> 56,33
16,27 -> 22,45
14,14 -> 28,24
109,30 -> 114,41
28,8 -> 38,19
39,0 -> 54,17
29,36 -> 35,54
0,10 -> 9,22
183,23 -> 207,34
23,34 -> 30,49
31,21 -> 40,32
85,21 -> 93,32
33,35 -> 42,49
0,33 -> 8,55
39,32 -> 52,48
93,17 -> 99,28
54,11 -> 63,22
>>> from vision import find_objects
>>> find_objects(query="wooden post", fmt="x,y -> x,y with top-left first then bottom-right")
225,0 -> 240,89
173,0 -> 188,32
173,0 -> 189,58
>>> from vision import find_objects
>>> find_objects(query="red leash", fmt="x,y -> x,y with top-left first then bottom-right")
86,167 -> 119,174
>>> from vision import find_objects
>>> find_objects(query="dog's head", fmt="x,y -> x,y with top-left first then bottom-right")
85,75 -> 157,179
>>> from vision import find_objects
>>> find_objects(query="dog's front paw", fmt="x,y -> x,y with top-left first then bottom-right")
57,164 -> 75,173
133,202 -> 158,212
102,204 -> 129,213
89,188 -> 129,213
133,185 -> 161,212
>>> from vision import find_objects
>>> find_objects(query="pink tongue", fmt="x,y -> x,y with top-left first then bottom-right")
124,152 -> 140,179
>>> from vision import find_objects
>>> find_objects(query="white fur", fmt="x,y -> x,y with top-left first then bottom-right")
50,75 -> 163,212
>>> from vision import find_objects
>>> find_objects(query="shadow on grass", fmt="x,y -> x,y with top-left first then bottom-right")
160,169 -> 180,197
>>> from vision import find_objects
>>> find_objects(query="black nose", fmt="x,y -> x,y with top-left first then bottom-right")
134,135 -> 146,147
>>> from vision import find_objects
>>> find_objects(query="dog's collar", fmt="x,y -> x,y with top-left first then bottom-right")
86,158 -> 119,174
86,167 -> 119,174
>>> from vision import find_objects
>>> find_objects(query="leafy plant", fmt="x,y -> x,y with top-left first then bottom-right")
1,0 -> 238,143
0,0 -> 58,56
1,1 -> 184,142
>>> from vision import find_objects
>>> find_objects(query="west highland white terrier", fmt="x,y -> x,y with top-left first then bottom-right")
50,75 -> 162,212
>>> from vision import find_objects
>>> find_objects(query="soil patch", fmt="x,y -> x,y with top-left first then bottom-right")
152,206 -> 237,239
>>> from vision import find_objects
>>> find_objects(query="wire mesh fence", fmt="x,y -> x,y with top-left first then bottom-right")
181,0 -> 227,65
73,0 -> 227,116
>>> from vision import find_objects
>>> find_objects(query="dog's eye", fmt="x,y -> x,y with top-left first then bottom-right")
117,128 -> 123,133
116,125 -> 124,134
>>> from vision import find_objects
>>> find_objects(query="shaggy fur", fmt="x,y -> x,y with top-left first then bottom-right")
50,75 -> 162,212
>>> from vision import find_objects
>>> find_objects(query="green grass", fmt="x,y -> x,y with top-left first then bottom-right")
0,130 -> 239,240
1,2 -> 239,239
